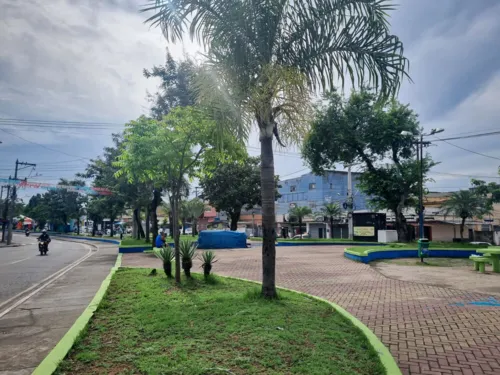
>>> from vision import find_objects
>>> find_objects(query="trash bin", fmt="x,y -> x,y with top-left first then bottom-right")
418,238 -> 430,260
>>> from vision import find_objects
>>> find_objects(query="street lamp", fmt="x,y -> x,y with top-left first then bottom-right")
401,128 -> 444,250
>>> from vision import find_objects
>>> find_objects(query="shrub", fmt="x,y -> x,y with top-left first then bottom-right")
201,251 -> 218,278
154,247 -> 175,278
179,240 -> 197,278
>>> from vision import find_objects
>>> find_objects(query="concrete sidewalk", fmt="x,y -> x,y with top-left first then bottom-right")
0,243 -> 117,375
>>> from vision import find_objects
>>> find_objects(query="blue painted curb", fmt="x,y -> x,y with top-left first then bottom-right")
345,248 -> 480,264
277,241 -> 384,247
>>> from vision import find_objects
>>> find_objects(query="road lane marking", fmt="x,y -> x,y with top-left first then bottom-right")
3,257 -> 32,266
0,244 -> 95,318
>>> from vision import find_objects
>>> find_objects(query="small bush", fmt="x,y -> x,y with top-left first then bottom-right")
153,247 -> 175,278
179,240 -> 197,278
201,250 -> 218,278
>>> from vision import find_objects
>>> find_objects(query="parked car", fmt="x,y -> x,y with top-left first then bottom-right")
292,233 -> 310,240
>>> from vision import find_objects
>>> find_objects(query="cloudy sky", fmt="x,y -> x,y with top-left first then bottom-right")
1,0 -> 500,201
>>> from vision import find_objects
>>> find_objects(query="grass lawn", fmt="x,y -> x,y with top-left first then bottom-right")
55,269 -> 385,375
377,257 -> 474,267
120,235 -> 199,247
346,242 -> 485,255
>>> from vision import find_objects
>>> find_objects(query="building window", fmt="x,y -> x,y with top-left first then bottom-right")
309,183 -> 316,190
290,185 -> 296,192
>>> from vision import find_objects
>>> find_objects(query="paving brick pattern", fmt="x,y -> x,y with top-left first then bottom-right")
123,245 -> 500,375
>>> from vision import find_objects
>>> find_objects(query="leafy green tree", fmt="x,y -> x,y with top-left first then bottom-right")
116,108 -> 227,282
319,203 -> 342,239
143,51 -> 196,120
302,90 -> 431,242
144,0 -> 409,298
79,133 -> 128,237
288,206 -> 312,237
200,156 -> 261,231
440,190 -> 492,239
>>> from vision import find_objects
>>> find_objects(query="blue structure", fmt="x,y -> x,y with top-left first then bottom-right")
198,230 -> 247,249
276,171 -> 369,215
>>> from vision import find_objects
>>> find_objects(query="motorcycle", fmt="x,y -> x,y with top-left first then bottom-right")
25,230 -> 30,237
38,240 -> 49,256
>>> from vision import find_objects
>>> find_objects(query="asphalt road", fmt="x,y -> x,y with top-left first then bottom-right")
0,234 -> 88,305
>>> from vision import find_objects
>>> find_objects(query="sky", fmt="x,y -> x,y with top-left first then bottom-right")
1,0 -> 500,202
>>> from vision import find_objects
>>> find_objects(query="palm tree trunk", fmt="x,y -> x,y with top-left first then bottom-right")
330,216 -> 334,239
182,219 -> 186,235
173,195 -> 181,283
260,135 -> 277,298
460,217 -> 466,239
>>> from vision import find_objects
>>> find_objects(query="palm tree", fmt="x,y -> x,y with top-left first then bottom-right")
440,190 -> 492,239
288,206 -> 313,238
319,203 -> 342,239
143,0 -> 408,298
185,198 -> 205,236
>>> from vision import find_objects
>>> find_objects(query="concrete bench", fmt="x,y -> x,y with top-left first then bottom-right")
470,255 -> 491,273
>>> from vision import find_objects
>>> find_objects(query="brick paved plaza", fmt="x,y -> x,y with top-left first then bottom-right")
123,245 -> 500,375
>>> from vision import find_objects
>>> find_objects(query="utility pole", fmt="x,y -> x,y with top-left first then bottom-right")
194,186 -> 200,198
347,165 -> 354,240
2,180 -> 11,243
7,159 -> 36,244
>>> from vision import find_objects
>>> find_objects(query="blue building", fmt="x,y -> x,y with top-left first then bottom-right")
276,171 -> 369,216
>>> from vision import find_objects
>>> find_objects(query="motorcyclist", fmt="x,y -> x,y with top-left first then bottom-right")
38,229 -> 51,251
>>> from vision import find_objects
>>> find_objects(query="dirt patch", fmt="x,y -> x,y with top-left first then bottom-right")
372,258 -> 500,295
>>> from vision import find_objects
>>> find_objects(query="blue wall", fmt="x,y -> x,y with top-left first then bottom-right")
277,171 -> 369,214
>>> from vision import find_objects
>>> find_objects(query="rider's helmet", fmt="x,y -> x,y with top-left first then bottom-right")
42,229 -> 47,233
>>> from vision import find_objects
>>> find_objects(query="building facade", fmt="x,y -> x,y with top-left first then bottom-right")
276,171 -> 369,215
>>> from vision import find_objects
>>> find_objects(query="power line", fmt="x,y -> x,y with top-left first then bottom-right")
0,128 -> 93,161
433,135 -> 500,161
433,130 -> 500,142
429,171 -> 500,179
0,118 -> 123,126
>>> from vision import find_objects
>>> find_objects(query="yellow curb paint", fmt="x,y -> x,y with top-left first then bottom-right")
32,253 -> 122,375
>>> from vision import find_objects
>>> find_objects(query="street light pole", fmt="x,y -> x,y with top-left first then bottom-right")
418,133 -> 424,239
401,128 -> 444,244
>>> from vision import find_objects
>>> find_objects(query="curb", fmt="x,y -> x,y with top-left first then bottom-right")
344,247 -> 480,264
221,275 -> 401,375
32,253 -> 123,375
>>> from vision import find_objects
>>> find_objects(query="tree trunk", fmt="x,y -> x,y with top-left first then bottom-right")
260,135 -> 277,298
151,189 -> 161,243
330,216 -> 334,239
134,207 -> 145,239
298,217 -> 303,236
77,219 -> 80,235
133,207 -> 139,239
92,221 -> 96,237
230,210 -> 241,231
395,211 -> 410,242
145,207 -> 150,243
182,219 -> 186,235
460,217 -> 466,239
169,212 -> 174,238
172,195 -> 181,283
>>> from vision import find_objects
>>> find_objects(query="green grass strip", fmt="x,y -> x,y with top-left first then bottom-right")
224,276 -> 401,375
32,253 -> 123,375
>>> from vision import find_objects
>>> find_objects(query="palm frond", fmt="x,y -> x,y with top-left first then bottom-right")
278,0 -> 409,98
